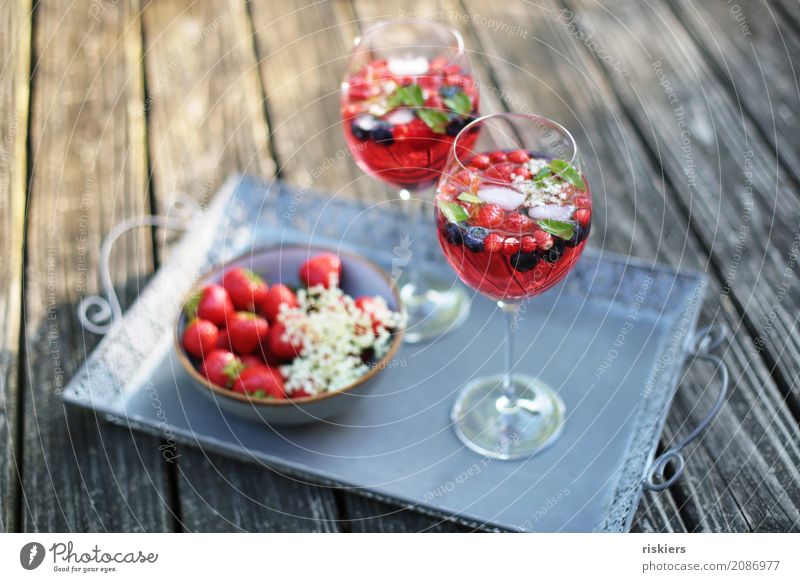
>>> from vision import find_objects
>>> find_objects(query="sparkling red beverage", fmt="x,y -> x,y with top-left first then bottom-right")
341,55 -> 479,189
436,149 -> 591,300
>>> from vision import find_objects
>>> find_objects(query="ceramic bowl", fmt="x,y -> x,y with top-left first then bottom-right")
175,245 -> 404,425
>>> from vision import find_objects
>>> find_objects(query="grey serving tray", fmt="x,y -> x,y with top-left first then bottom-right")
64,175 -> 717,532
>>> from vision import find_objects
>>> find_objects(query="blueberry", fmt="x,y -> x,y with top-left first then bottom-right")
444,222 -> 464,245
446,116 -> 469,136
351,115 -> 377,140
370,121 -> 394,146
510,251 -> 540,272
542,238 -> 566,263
565,222 -> 591,247
440,85 -> 460,98
463,226 -> 489,252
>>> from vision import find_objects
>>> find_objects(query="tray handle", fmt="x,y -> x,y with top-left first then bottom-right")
77,194 -> 199,334
643,323 -> 730,492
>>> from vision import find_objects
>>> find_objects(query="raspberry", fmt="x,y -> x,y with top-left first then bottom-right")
508,150 -> 530,164
520,235 -> 537,253
533,230 -> 554,250
469,154 -> 491,170
484,233 -> 504,253
473,203 -> 505,228
502,237 -> 521,255
575,208 -> 591,227
489,151 -> 508,163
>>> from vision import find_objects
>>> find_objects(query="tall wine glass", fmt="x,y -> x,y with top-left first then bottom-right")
435,113 -> 592,459
341,19 -> 480,343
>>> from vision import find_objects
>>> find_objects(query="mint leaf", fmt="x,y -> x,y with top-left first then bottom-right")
222,358 -> 245,386
438,200 -> 469,223
184,289 -> 201,320
387,84 -> 424,108
443,91 -> 472,116
418,108 -> 449,134
549,159 -> 585,190
533,167 -> 552,183
457,192 -> 484,204
537,219 -> 574,240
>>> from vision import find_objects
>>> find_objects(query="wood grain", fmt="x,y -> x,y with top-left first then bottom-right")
457,0 -> 800,531
21,0 -> 172,532
0,0 -> 31,533
142,0 -> 338,532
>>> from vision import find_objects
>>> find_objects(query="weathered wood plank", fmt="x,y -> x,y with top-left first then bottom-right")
22,0 -> 172,531
142,0 -> 338,532
565,0 -> 800,411
0,0 -> 31,533
632,491 -> 687,533
458,0 -> 800,531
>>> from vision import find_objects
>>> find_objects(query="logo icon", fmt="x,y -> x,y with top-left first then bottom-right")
20,542 -> 46,570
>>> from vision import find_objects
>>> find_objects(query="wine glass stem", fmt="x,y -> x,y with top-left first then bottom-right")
499,300 -> 520,405
400,188 -> 422,293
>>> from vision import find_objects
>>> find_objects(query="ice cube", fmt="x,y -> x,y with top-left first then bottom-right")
385,109 -> 416,126
477,186 -> 525,210
387,56 -> 429,77
527,204 -> 575,221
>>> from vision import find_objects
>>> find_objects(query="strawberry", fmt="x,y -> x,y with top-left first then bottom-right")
227,312 -> 270,355
502,237 -> 521,255
198,350 -> 243,388
231,364 -> 286,399
241,354 -> 265,368
508,150 -> 530,164
217,327 -> 232,350
533,230 -> 554,250
520,235 -> 537,253
473,203 -> 505,228
489,151 -> 508,164
424,94 -> 444,110
469,154 -> 491,170
299,253 -> 342,288
268,322 -> 303,361
355,296 -> 386,334
347,80 -> 377,101
186,284 -> 235,327
484,232 -> 504,253
182,319 -> 219,359
222,268 -> 269,312
394,118 -> 434,142
502,212 -> 535,234
575,208 -> 591,227
511,166 -> 532,180
289,388 -> 313,399
259,284 -> 299,323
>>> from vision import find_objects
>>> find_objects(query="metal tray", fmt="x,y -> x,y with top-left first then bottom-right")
63,175 -> 727,532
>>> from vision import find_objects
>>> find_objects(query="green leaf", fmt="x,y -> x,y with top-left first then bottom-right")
533,167 -> 552,183
537,219 -> 575,240
253,390 -> 266,399
457,192 -> 484,204
418,108 -> 449,134
387,84 -> 424,108
438,200 -> 469,223
443,91 -> 472,116
549,159 -> 585,190
184,289 -> 202,320
222,358 -> 245,386
242,268 -> 265,285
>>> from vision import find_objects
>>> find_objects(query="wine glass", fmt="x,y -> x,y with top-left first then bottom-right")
435,113 -> 592,459
341,19 -> 480,343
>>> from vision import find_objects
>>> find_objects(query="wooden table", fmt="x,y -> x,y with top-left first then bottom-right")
2,0 -> 799,532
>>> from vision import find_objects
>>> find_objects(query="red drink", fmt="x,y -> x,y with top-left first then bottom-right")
436,150 -> 591,300
341,55 -> 479,189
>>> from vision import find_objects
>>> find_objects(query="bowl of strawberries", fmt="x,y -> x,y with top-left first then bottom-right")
175,245 -> 405,425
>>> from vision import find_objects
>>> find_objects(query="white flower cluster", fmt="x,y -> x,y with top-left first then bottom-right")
278,279 -> 404,396
512,158 -> 571,208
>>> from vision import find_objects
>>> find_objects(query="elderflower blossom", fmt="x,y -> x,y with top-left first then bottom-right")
278,277 -> 405,396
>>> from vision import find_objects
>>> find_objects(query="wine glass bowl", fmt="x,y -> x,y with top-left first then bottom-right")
341,20 -> 480,190
435,113 -> 591,459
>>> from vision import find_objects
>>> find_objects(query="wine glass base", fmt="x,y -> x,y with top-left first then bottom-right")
451,374 -> 566,460
399,271 -> 470,344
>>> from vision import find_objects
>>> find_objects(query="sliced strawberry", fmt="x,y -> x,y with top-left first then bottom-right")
259,284 -> 299,323
198,350 -> 243,388
222,267 -> 269,312
231,364 -> 286,399
227,312 -> 270,355
299,253 -> 342,288
182,319 -> 219,359
472,203 -> 505,228
268,322 -> 303,361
